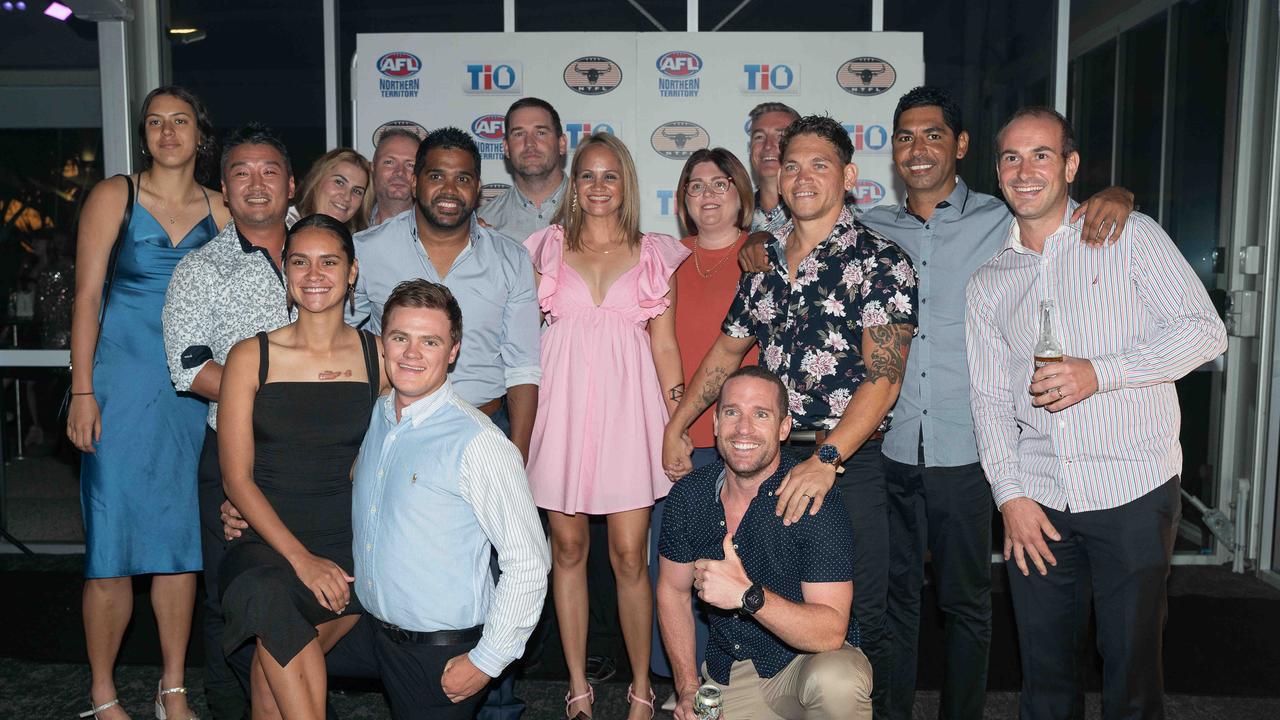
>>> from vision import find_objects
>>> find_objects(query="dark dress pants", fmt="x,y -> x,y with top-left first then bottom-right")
1007,477 -> 1180,720
883,456 -> 992,720
348,618 -> 487,720
829,439 -> 892,720
197,427 -> 254,720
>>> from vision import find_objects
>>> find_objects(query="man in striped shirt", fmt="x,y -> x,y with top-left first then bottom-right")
965,107 -> 1226,719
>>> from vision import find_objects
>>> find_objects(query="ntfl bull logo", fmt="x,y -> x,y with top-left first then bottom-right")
465,62 -> 522,94
377,51 -> 421,98
851,180 -> 886,207
480,183 -> 512,207
470,115 -> 506,161
741,64 -> 798,94
651,121 -> 711,160
837,57 -> 896,96
371,120 -> 428,148
657,50 -> 702,98
563,56 -> 623,95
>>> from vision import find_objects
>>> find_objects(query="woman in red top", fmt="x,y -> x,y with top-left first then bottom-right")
650,147 -> 759,686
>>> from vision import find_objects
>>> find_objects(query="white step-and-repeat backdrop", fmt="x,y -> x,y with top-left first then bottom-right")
354,32 -> 923,237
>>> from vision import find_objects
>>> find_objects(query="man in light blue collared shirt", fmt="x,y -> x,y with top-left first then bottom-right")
351,127 -> 541,461
354,279 -> 550,719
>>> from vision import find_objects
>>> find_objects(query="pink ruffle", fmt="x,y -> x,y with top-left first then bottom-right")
635,232 -> 691,320
523,225 -> 565,317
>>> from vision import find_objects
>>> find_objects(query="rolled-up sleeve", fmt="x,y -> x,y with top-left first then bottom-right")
501,248 -> 542,389
162,254 -> 215,392
458,430 -> 550,677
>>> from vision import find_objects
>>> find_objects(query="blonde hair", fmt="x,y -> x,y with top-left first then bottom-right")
553,133 -> 641,251
296,148 -> 374,234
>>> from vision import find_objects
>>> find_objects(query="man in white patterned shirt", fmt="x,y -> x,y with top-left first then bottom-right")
965,107 -> 1226,719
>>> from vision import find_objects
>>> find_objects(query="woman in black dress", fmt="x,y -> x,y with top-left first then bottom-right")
217,214 -> 385,719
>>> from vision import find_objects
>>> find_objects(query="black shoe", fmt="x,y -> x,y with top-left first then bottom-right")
585,654 -> 616,684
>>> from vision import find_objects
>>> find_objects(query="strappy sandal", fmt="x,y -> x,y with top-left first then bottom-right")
155,680 -> 199,720
78,698 -> 121,719
627,684 -> 656,720
564,684 -> 594,720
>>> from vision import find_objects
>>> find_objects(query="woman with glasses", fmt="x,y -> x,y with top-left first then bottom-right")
648,148 -> 759,701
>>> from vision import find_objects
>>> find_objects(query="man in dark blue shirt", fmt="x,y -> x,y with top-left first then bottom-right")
658,366 -> 872,720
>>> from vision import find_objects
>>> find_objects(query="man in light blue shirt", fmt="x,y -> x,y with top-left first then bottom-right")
354,279 -> 550,719
351,127 -> 541,461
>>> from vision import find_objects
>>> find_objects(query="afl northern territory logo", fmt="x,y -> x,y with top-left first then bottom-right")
563,56 -> 623,95
836,57 -> 896,96
650,121 -> 710,160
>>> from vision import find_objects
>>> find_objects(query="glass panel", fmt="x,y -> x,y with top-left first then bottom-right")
885,0 -> 1054,195
700,0 -> 869,32
1116,15 -> 1166,219
1070,39 -> 1115,201
519,0 -> 685,31
168,0 -> 328,173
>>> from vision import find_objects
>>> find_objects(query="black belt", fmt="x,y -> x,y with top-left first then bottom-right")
375,620 -> 484,645
783,429 -> 885,446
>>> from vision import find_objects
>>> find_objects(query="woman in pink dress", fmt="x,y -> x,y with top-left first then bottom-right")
524,133 -> 688,720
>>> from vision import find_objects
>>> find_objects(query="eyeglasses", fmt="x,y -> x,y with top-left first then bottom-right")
686,177 -> 733,197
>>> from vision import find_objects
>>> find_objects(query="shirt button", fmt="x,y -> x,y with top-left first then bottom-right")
921,371 -> 926,377
922,260 -> 928,266
733,543 -> 739,550
719,520 -> 725,526
366,543 -> 372,551
921,298 -> 927,304
767,491 -> 773,497
377,469 -> 384,478
734,644 -> 741,650
370,505 -> 377,513
922,410 -> 929,415
920,334 -> 927,340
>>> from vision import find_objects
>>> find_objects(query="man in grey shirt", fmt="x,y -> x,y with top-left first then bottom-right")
477,97 -> 568,243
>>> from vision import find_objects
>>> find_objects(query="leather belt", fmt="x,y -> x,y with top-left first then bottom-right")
786,429 -> 885,446
375,620 -> 484,646
476,396 -> 504,416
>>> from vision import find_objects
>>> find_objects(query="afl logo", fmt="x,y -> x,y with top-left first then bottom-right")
650,121 -> 710,160
563,56 -> 623,95
378,51 -> 421,78
480,183 -> 511,207
837,57 -> 896,96
657,51 -> 702,77
851,180 -> 886,206
470,115 -> 506,141
371,120 -> 427,148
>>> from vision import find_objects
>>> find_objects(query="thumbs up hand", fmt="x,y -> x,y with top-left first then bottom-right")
692,534 -> 754,611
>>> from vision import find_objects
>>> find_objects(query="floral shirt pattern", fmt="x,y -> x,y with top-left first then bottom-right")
723,206 -> 917,430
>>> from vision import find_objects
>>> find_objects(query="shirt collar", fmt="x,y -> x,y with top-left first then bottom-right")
896,176 -> 971,222
383,380 -> 455,427
512,173 -> 568,209
1000,198 -> 1082,258
712,452 -> 799,503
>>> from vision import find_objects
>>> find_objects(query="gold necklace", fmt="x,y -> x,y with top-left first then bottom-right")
144,173 -> 180,225
693,236 -> 735,278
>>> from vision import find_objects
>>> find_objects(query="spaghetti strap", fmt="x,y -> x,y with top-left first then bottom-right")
358,330 -> 379,403
256,331 -> 270,386
200,186 -> 212,215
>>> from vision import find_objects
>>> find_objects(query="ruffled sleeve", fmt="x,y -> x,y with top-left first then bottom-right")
636,232 -> 692,320
523,225 -> 566,316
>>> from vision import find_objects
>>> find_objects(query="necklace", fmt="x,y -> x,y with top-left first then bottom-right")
692,236 -> 736,278
144,174 -> 180,225
582,239 -> 622,255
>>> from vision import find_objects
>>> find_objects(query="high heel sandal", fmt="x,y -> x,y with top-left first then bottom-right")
627,684 -> 656,720
155,680 -> 199,720
78,698 -> 121,719
564,684 -> 594,720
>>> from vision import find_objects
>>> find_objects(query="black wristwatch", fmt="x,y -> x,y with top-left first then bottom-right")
816,443 -> 842,469
741,582 -> 765,615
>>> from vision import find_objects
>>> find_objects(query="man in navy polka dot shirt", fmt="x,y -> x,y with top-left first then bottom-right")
658,366 -> 873,720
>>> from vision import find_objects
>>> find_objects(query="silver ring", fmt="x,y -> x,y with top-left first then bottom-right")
1056,387 -> 1064,399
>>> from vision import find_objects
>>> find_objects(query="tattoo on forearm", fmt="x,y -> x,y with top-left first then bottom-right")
669,383 -> 685,402
864,324 -> 911,385
698,367 -> 729,409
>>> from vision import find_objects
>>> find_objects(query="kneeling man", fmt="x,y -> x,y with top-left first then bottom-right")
658,366 -> 872,720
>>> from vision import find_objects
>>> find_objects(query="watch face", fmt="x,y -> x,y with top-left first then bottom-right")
817,444 -> 840,465
743,584 -> 765,614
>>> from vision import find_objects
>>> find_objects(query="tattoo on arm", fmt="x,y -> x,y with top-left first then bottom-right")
698,367 -> 729,410
864,324 -> 912,385
668,383 -> 685,402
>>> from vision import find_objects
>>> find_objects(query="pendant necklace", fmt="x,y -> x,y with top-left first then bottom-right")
693,237 -> 734,278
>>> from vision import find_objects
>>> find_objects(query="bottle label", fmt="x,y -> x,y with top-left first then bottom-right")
1034,355 -> 1064,369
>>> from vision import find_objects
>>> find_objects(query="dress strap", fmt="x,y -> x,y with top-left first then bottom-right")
200,186 -> 212,215
358,329 -> 379,403
256,331 -> 270,386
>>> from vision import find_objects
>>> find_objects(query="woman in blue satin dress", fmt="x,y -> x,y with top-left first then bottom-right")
68,86 -> 229,720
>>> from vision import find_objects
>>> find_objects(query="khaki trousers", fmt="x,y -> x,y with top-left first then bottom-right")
703,644 -> 873,719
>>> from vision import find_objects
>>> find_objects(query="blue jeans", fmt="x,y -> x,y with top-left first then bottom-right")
649,446 -> 719,677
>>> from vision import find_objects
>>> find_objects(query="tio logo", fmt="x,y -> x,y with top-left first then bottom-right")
843,123 -> 889,153
656,189 -> 675,216
565,123 -> 616,149
466,64 -> 518,91
743,64 -> 795,92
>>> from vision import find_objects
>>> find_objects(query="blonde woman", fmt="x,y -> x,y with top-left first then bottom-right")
290,148 -> 372,233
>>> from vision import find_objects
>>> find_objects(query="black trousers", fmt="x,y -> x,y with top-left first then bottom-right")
197,427 -> 254,720
1007,477 -> 1180,720
821,439 -> 892,720
883,456 -> 992,720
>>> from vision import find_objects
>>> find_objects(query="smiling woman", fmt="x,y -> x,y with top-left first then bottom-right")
293,148 -> 374,233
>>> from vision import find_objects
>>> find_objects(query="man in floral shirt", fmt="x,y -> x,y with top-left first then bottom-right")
664,114 -> 916,719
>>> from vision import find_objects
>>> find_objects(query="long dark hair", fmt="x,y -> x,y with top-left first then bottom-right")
136,85 -> 217,183
285,213 -> 358,313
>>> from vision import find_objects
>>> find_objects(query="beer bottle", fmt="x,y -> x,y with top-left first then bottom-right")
1033,298 -> 1063,368
694,684 -> 723,719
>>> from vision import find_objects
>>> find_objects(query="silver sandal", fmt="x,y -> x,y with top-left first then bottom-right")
78,698 -> 120,719
155,680 -> 199,720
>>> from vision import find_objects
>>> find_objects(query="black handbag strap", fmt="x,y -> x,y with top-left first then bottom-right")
93,173 -> 135,341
